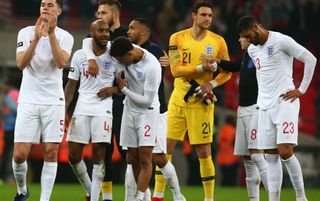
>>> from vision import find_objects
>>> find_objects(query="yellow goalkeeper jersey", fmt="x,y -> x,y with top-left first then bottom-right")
168,28 -> 231,108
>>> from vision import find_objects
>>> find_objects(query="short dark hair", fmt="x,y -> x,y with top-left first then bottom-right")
237,15 -> 257,33
192,0 -> 212,14
110,36 -> 134,57
99,0 -> 121,10
132,17 -> 151,30
56,0 -> 63,10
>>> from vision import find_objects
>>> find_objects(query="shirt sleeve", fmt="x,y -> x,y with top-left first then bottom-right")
82,38 -> 96,60
60,31 -> 74,55
213,37 -> 232,86
68,51 -> 81,81
281,35 -> 317,94
16,28 -> 30,53
121,62 -> 160,107
169,34 -> 199,79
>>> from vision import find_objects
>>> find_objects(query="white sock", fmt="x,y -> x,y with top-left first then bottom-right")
91,164 -> 105,201
282,155 -> 307,200
69,160 -> 92,196
12,159 -> 28,194
136,191 -> 145,201
243,159 -> 260,201
125,164 -> 137,201
251,153 -> 268,191
144,187 -> 151,201
160,161 -> 183,200
265,154 -> 282,201
40,161 -> 58,201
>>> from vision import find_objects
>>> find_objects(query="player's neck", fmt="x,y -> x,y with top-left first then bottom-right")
260,29 -> 270,45
190,26 -> 207,41
92,42 -> 107,56
110,20 -> 121,32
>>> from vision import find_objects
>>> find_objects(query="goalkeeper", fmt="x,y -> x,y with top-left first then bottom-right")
152,2 -> 232,201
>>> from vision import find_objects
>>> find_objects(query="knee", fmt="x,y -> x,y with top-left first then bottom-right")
13,151 -> 28,163
152,154 -> 167,168
277,145 -> 293,160
68,152 -> 81,164
140,156 -> 152,168
44,147 -> 59,162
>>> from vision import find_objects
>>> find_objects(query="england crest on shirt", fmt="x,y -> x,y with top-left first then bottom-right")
205,45 -> 214,55
104,61 -> 111,70
136,71 -> 144,80
267,46 -> 274,56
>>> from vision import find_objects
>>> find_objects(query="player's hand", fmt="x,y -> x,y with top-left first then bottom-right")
117,71 -> 127,90
97,87 -> 118,99
88,59 -> 99,77
34,17 -> 43,40
200,54 -> 218,72
159,51 -> 169,67
194,82 -> 213,97
280,89 -> 303,102
47,12 -> 57,34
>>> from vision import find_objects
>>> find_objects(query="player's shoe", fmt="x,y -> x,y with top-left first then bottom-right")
13,188 -> 30,201
175,195 -> 186,201
151,197 -> 164,201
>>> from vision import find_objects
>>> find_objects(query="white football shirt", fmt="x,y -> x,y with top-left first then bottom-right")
248,31 -> 316,109
120,47 -> 161,112
16,26 -> 74,105
69,44 -> 120,117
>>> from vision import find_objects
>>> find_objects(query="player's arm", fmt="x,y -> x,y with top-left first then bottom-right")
47,13 -> 73,68
284,36 -> 317,94
65,52 -> 81,110
64,78 -> 78,111
280,36 -> 317,101
16,18 -> 43,70
196,39 -> 232,95
215,56 -> 242,72
169,34 -> 214,79
118,66 -> 160,108
82,38 -> 99,76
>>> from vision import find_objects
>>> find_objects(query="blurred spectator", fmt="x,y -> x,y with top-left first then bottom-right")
217,115 -> 240,186
0,0 -> 11,28
156,0 -> 179,48
0,79 -> 19,183
245,0 -> 272,29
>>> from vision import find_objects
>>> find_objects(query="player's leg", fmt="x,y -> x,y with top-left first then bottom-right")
67,115 -> 92,198
12,103 -> 40,199
91,143 -> 107,201
101,97 -> 125,201
153,154 -> 185,201
68,142 -> 91,197
125,152 -> 137,201
234,110 -> 261,201
246,107 -> 268,191
153,104 -> 187,200
40,105 -> 65,201
276,100 -> 307,201
258,108 -> 282,201
188,106 -> 215,201
91,116 -> 112,201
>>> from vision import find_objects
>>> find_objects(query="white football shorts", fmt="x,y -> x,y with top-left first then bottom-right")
257,99 -> 300,149
120,106 -> 159,148
153,112 -> 167,154
234,105 -> 259,156
67,114 -> 112,144
14,103 -> 65,143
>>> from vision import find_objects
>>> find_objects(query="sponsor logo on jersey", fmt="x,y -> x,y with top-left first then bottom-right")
169,45 -> 178,50
205,45 -> 213,55
59,97 -> 64,101
267,46 -> 274,56
182,48 -> 189,51
17,42 -> 23,47
104,61 -> 111,69
69,67 -> 75,72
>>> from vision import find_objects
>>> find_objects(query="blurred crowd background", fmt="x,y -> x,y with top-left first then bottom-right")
0,0 -> 320,188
